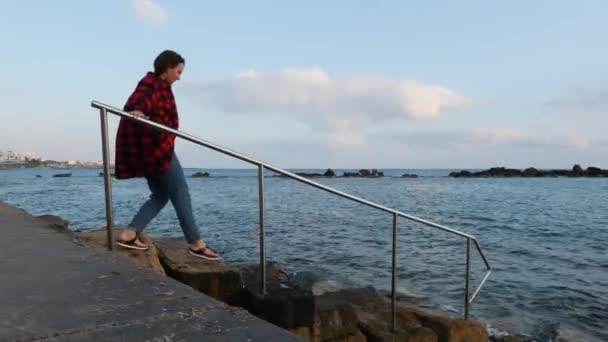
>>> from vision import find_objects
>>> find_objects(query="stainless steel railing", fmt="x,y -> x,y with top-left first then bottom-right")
91,100 -> 492,329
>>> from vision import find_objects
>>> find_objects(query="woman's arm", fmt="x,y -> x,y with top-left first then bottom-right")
124,79 -> 155,119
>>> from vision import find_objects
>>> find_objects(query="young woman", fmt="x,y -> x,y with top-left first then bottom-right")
114,50 -> 218,261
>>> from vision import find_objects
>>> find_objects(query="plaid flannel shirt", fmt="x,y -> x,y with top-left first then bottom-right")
115,72 -> 179,179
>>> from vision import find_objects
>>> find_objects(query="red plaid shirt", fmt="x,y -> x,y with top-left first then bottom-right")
115,72 -> 179,179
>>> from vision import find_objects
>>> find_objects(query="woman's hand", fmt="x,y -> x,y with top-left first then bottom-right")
130,110 -> 150,120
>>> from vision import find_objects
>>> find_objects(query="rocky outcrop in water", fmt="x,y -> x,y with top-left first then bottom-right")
449,165 -> 608,178
275,168 -> 385,179
191,172 -> 210,178
293,172 -> 326,178
52,173 -> 72,178
324,168 -> 336,177
343,169 -> 384,178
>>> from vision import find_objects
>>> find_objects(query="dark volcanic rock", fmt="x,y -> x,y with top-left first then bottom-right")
480,167 -> 522,177
239,264 -> 314,330
191,172 -> 210,178
52,173 -> 72,178
324,168 -> 336,177
77,228 -> 165,274
154,238 -> 243,303
449,170 -> 473,178
585,166 -> 604,177
343,172 -> 360,177
522,167 -> 542,177
343,169 -> 384,178
450,165 -> 608,178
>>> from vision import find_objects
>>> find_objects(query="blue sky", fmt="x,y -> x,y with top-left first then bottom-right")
1,1 -> 607,168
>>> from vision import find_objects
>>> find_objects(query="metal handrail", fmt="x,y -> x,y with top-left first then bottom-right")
92,100 -> 492,329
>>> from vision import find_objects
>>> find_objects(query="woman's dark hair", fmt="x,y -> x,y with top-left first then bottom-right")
154,50 -> 185,75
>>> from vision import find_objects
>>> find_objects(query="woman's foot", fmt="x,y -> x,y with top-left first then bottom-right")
189,241 -> 219,261
116,229 -> 148,250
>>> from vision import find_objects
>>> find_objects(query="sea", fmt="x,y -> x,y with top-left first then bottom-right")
1,168 -> 606,341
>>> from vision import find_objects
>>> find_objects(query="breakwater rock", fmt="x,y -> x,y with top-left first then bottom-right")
449,165 -> 608,178
276,169 -> 385,179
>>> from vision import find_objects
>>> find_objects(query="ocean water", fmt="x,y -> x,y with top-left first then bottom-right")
1,168 -> 607,341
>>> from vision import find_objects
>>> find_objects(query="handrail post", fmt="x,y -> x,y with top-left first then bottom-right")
465,238 -> 471,319
99,108 -> 113,251
258,163 -> 267,295
391,213 -> 397,332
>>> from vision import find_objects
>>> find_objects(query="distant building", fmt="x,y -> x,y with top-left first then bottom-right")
6,150 -> 16,161
16,152 -> 36,161
0,150 -> 38,162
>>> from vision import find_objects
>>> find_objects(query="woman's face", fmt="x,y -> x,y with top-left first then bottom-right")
163,63 -> 184,84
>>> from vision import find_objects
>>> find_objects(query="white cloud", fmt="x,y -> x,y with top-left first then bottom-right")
184,68 -> 469,129
132,0 -> 168,26
374,128 -> 593,150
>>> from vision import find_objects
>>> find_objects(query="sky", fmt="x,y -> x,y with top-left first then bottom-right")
1,0 -> 607,169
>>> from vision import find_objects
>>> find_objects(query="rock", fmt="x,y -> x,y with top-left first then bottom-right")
490,335 -> 530,342
313,300 -> 366,342
191,172 -> 210,178
321,288 -> 437,342
294,172 -> 325,178
343,172 -> 361,177
76,228 -> 165,275
412,309 -> 488,342
36,215 -> 69,231
52,173 -> 72,177
154,238 -> 242,303
239,264 -> 315,330
450,166 -> 608,178
522,167 -> 542,177
342,170 -> 384,178
289,271 -> 344,296
314,288 -> 487,342
283,287 -> 374,342
449,170 -> 472,178
402,173 -> 419,178
311,279 -> 343,296
239,262 -> 290,283
36,175 -> 42,178
553,170 -> 573,177
324,168 -> 336,177
359,321 -> 437,342
289,326 -> 313,341
478,167 -> 521,177
585,166 -> 603,177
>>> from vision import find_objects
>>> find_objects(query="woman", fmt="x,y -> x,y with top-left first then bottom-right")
114,50 -> 219,261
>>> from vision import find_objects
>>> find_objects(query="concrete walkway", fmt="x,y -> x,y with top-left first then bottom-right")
0,202 -> 302,341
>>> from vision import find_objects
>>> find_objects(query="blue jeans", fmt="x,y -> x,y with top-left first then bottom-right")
130,154 -> 201,243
